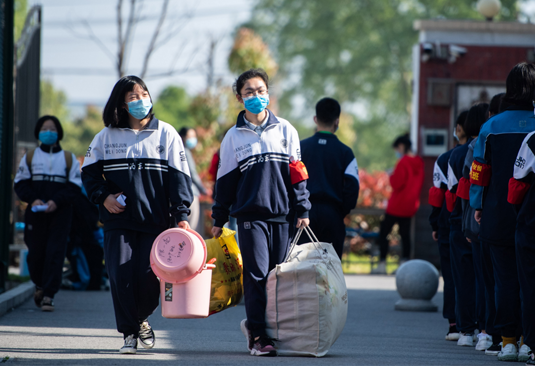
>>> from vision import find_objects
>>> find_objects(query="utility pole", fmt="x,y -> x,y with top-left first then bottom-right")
0,0 -> 15,293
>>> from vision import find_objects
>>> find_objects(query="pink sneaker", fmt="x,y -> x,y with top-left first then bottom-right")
250,336 -> 277,357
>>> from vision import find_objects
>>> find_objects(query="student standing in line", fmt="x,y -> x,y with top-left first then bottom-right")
211,68 -> 311,357
459,94 -> 504,355
372,134 -> 424,274
448,103 -> 489,349
428,111 -> 468,342
470,63 -> 535,362
299,97 -> 360,259
82,76 -> 193,354
14,115 -> 82,312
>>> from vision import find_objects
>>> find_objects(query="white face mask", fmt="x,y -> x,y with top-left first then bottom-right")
453,128 -> 459,142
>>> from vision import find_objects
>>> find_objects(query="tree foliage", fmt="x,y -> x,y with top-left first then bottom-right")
62,106 -> 104,157
40,80 -> 70,124
14,0 -> 28,41
153,85 -> 194,130
228,28 -> 278,77
245,0 -> 521,170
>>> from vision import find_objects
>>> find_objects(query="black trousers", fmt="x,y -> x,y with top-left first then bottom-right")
377,214 -> 411,260
489,243 -> 522,338
437,240 -> 456,322
24,207 -> 72,298
480,241 -> 499,339
104,229 -> 160,337
449,226 -> 477,333
471,238 -> 486,331
238,220 -> 291,338
516,226 -> 535,348
297,203 -> 345,259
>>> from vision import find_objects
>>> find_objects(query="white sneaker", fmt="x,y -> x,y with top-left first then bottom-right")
371,261 -> 386,275
518,343 -> 531,362
497,343 -> 518,362
475,333 -> 493,351
457,333 -> 475,347
120,334 -> 137,354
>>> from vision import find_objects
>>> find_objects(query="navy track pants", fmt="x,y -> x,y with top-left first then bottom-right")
515,226 -> 535,348
297,202 -> 345,259
437,240 -> 456,322
238,220 -> 291,338
24,207 -> 72,298
104,229 -> 160,337
489,243 -> 522,338
449,226 -> 477,333
471,238 -> 486,331
480,241 -> 499,340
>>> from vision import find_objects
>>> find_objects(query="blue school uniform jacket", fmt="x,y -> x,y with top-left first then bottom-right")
300,132 -> 360,217
212,110 -> 311,227
428,148 -> 455,243
470,108 -> 535,245
447,138 -> 472,227
81,117 -> 193,234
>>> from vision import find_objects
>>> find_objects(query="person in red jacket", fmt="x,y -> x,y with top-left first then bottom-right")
372,134 -> 424,274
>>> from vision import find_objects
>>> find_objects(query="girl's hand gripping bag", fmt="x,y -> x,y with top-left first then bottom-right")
205,227 -> 243,315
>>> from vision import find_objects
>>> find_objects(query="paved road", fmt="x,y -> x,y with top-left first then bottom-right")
0,276 -> 498,365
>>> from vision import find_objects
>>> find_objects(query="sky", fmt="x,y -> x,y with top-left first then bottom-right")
27,0 -> 535,120
27,0 -> 254,117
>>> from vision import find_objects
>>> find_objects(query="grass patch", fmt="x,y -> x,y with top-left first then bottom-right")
7,274 -> 30,283
342,252 -> 400,274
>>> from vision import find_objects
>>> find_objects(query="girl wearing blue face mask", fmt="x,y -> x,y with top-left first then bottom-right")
81,76 -> 194,354
211,68 -> 311,357
179,127 -> 207,233
14,115 -> 83,312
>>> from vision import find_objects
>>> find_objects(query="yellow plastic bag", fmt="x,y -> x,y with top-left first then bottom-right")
205,227 -> 243,315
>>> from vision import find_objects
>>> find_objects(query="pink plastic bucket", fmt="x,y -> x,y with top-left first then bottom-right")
150,228 -> 207,284
160,264 -> 215,319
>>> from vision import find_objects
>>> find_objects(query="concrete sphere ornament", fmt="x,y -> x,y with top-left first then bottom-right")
395,259 -> 439,312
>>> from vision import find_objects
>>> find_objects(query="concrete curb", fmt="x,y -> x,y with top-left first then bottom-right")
0,281 -> 34,317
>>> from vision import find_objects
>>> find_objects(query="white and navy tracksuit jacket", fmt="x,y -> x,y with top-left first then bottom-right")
81,117 -> 193,234
14,144 -> 82,206
212,110 -> 311,227
14,144 -> 82,297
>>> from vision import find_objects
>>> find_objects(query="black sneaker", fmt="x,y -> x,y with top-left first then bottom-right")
251,335 -> 277,357
41,296 -> 54,312
485,342 -> 502,356
138,319 -> 155,349
34,288 -> 44,308
446,324 -> 460,341
120,334 -> 137,354
526,352 -> 535,365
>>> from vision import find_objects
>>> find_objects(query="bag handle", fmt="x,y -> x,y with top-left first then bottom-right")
285,226 -> 325,262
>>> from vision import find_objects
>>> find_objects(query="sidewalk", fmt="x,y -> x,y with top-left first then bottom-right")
0,275 -> 494,365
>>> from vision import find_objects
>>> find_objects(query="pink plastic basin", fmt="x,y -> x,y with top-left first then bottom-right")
160,264 -> 215,319
150,228 -> 207,284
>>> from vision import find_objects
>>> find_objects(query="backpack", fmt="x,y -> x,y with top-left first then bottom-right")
26,148 -> 73,179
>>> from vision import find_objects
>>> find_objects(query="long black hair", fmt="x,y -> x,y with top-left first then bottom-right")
34,115 -> 63,141
103,75 -> 153,128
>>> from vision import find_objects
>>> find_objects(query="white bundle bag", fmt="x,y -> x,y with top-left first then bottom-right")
265,227 -> 348,357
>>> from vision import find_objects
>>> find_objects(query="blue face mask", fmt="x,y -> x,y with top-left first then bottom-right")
39,131 -> 58,145
127,98 -> 152,120
243,94 -> 269,114
185,137 -> 197,150
395,151 -> 403,159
